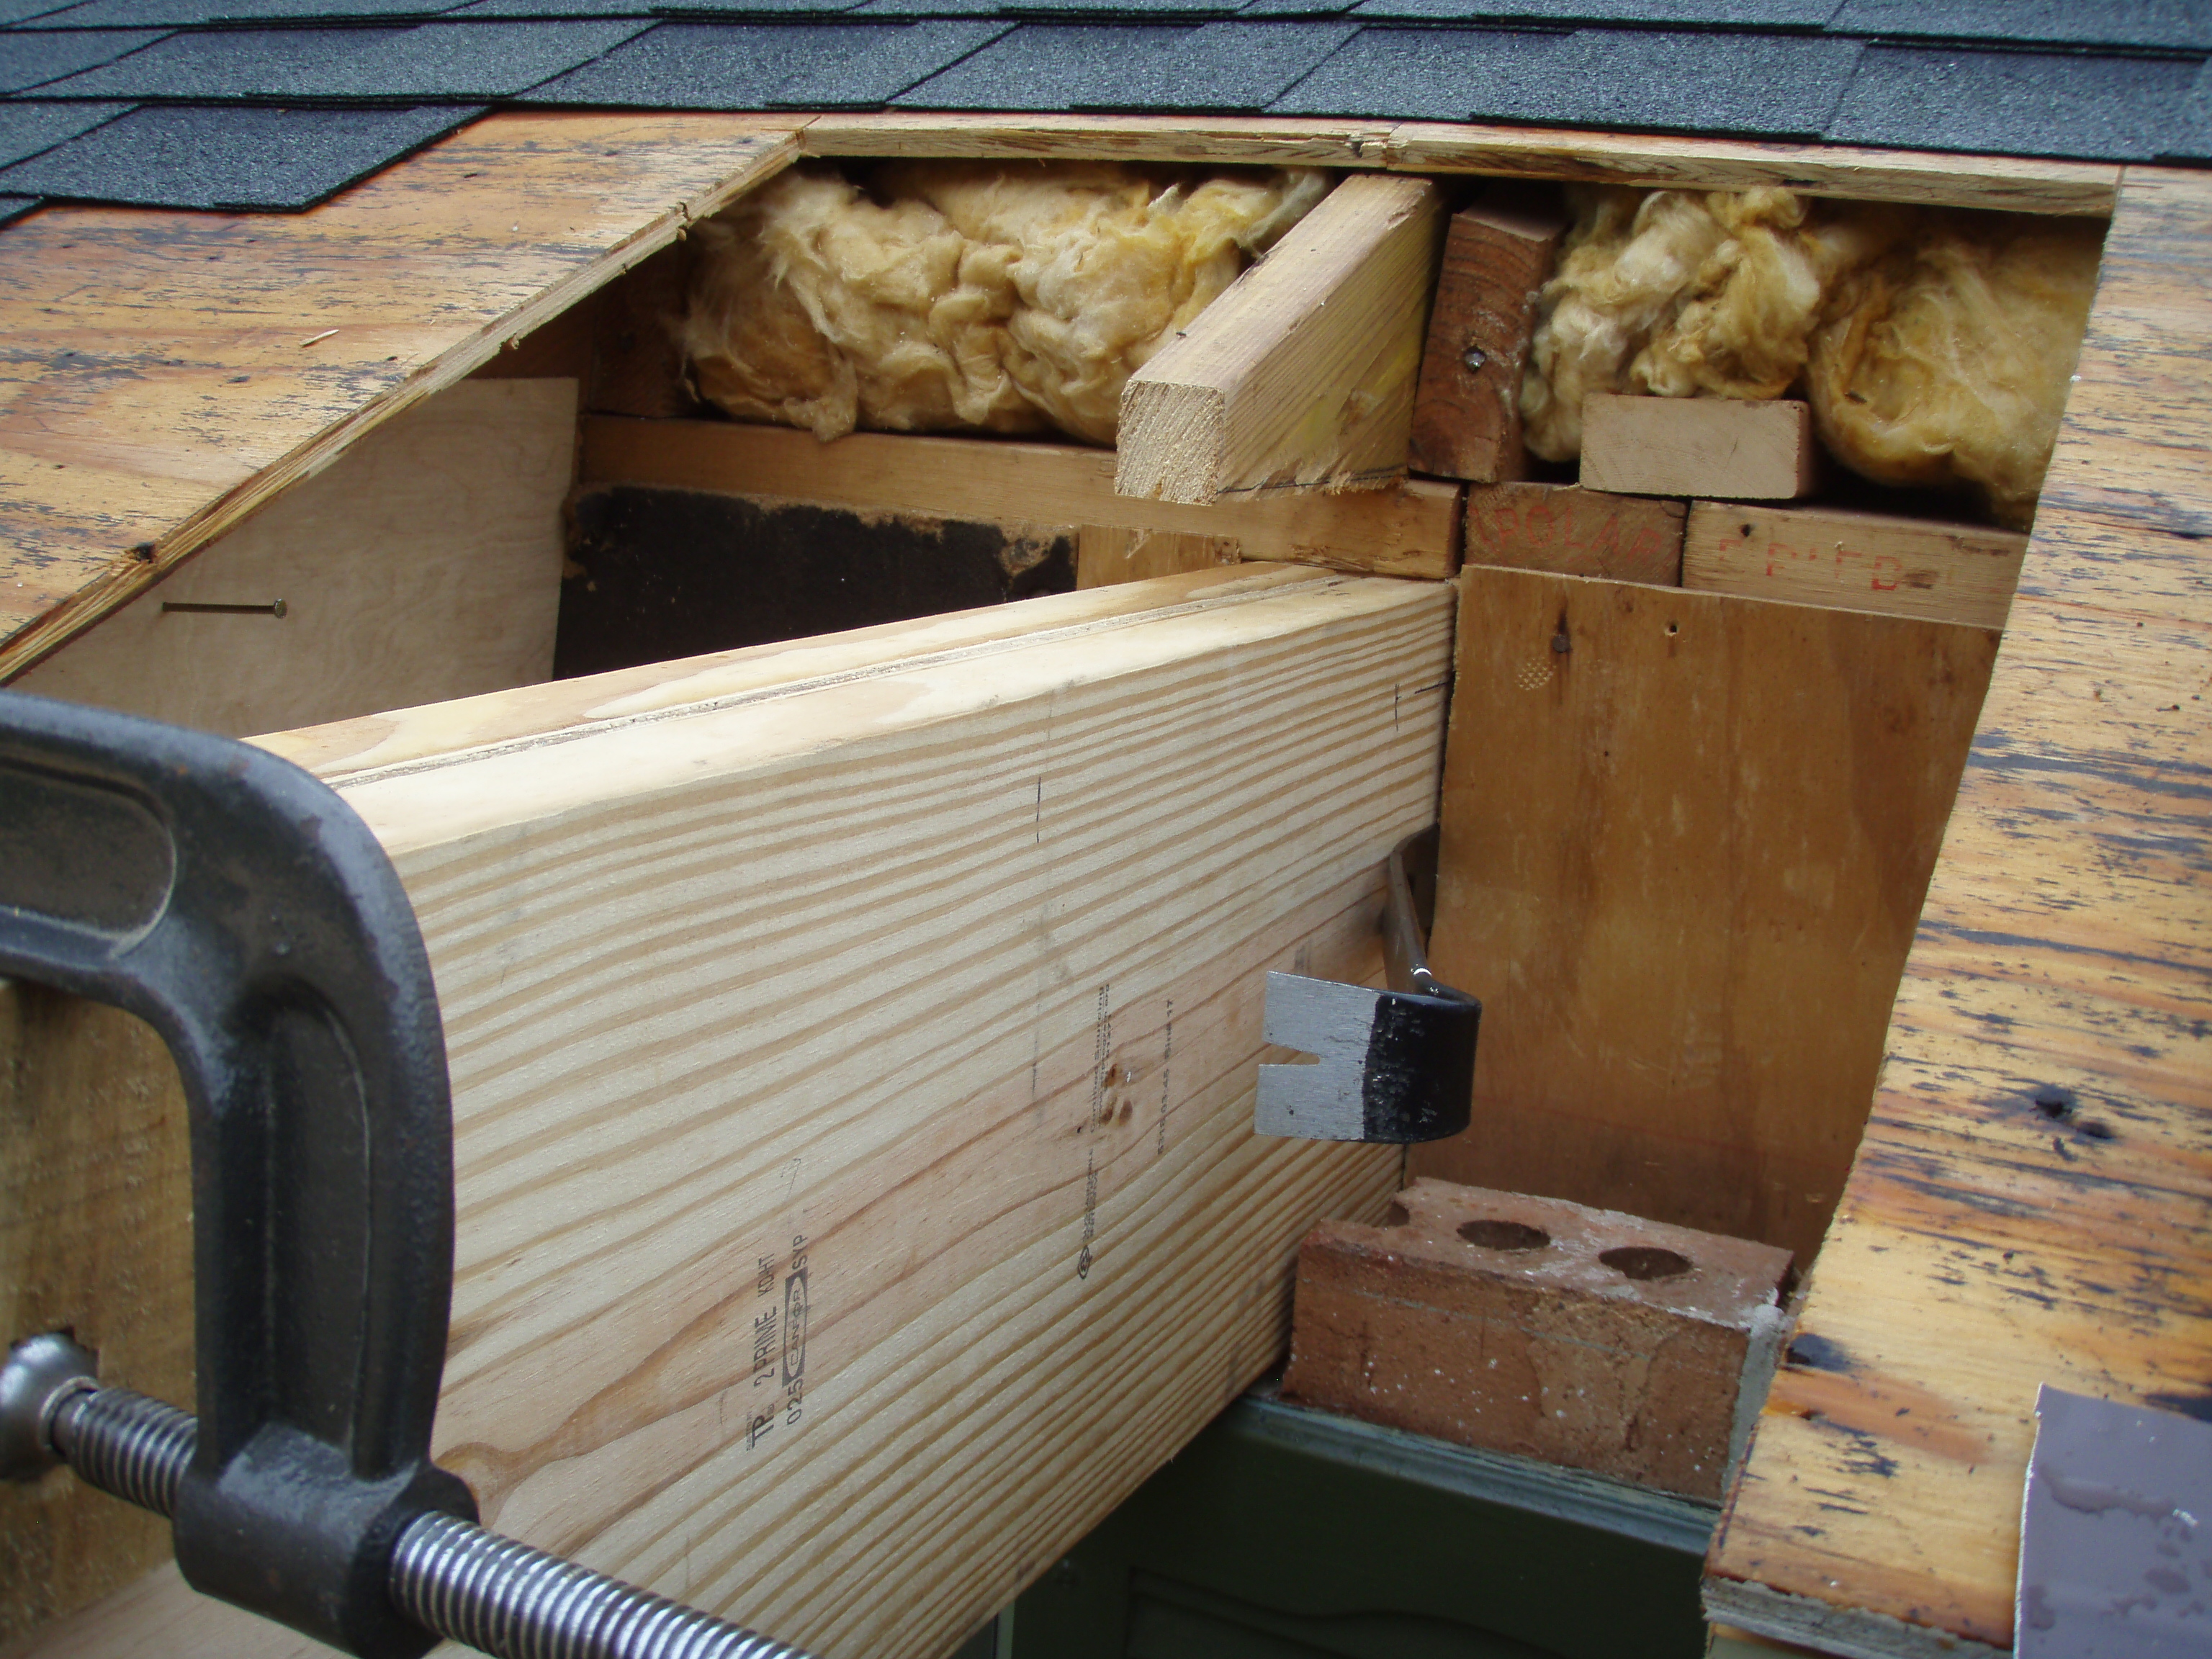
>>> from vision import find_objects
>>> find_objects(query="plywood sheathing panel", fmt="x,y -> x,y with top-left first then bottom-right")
0,112 -> 801,680
1705,165 -> 2212,1658
17,378 -> 576,738
1413,566 -> 1998,1267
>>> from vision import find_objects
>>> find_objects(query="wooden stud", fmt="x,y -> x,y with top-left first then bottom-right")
582,416 -> 1462,580
1465,480 -> 1683,585
1580,395 -> 1817,502
1408,190 -> 1567,483
1115,174 -> 1445,505
1682,502 -> 2026,629
5,569 -> 1450,1656
1411,564 -> 1998,1266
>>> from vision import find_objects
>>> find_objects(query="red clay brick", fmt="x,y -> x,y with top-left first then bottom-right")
1280,1178 -> 1794,1498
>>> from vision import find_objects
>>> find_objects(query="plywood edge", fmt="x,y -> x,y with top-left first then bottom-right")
1383,122 -> 2118,216
0,117 -> 805,685
797,113 -> 2116,215
1701,1576 -> 2008,1659
798,111 -> 1397,168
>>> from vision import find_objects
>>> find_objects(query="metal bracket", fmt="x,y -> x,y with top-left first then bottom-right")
1255,829 -> 1481,1144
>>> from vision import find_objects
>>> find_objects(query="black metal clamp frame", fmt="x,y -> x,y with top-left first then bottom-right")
0,690 -> 813,1659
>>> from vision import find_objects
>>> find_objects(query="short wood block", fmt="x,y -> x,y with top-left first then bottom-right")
1408,192 -> 1566,484
1280,1178 -> 1794,1498
1465,480 -> 1683,584
1117,174 -> 1444,505
1581,394 -> 1815,502
1683,501 -> 2026,629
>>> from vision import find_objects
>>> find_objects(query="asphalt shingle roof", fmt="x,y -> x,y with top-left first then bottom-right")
0,0 -> 2205,220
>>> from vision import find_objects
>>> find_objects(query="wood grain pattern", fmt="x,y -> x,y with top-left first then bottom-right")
0,989 -> 193,1645
0,113 -> 799,682
1118,174 -> 1443,504
1465,481 -> 1684,585
1704,166 -> 2212,1658
795,114 -> 2118,216
1411,565 -> 1998,1267
1683,503 -> 2026,630
1407,192 -> 1565,484
582,417 -> 1463,579
1075,526 -> 1239,588
9,570 -> 1450,1658
16,379 -> 574,738
256,564 -> 1323,780
1581,396 -> 1816,502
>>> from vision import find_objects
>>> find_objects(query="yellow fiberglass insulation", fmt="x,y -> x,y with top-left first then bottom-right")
681,161 -> 1331,446
1519,185 -> 2102,527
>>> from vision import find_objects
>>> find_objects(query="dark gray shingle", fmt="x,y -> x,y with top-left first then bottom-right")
1830,42 -> 2201,160
1830,1 -> 2212,53
1269,24 -> 1568,120
0,0 -> 88,22
897,19 -> 1354,109
0,94 -> 125,161
446,0 -> 656,14
526,18 -> 1002,103
0,100 -> 474,203
1363,0 -> 1837,21
1496,26 -> 1862,135
27,0 -> 467,27
857,0 -> 1244,14
0,29 -> 163,93
37,18 -> 644,97
0,192 -> 37,218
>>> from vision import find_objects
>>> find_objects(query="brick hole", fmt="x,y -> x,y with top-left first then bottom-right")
1382,1202 -> 1411,1228
1457,1219 -> 1550,1252
1600,1246 -> 1691,1282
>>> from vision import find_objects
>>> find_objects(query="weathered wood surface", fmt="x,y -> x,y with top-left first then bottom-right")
583,417 -> 1463,580
1704,166 -> 2212,1657
1407,192 -> 1565,484
799,114 -> 2118,215
1412,565 -> 1998,1267
0,113 -> 799,682
1683,502 -> 2026,631
1117,174 -> 1443,504
17,379 -> 574,738
1465,481 -> 1684,585
8,567 -> 1447,1658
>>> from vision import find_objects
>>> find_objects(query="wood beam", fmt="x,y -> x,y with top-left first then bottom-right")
6,566 -> 1451,1658
1115,174 -> 1444,505
580,417 -> 1462,580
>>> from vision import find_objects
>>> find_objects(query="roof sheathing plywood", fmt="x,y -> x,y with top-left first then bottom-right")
0,112 -> 799,678
1705,163 -> 2212,1657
